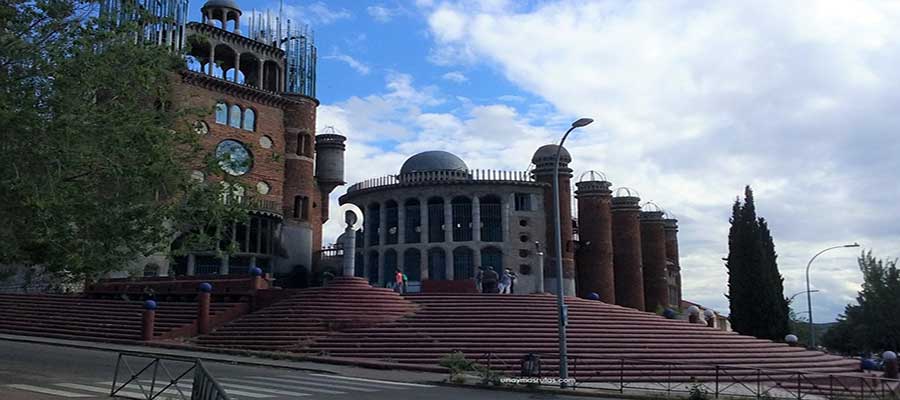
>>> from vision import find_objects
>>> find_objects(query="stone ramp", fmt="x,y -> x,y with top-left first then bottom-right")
0,293 -> 245,342
193,277 -> 417,350
301,293 -> 860,381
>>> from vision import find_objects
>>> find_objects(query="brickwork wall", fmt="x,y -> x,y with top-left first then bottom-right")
664,219 -> 682,307
574,181 -> 614,303
611,196 -> 644,310
640,212 -> 668,312
281,96 -> 323,265
172,82 -> 286,208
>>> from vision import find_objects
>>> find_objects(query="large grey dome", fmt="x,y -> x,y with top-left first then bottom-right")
400,151 -> 468,175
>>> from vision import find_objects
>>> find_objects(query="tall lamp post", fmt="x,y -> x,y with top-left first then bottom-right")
806,242 -> 859,349
552,117 -> 593,388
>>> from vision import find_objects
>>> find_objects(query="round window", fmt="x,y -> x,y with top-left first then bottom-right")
256,181 -> 270,194
215,140 -> 252,176
519,219 -> 528,227
193,121 -> 209,135
190,170 -> 205,182
259,135 -> 273,149
519,234 -> 529,243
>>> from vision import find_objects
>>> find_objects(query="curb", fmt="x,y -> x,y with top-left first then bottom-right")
430,380 -> 685,400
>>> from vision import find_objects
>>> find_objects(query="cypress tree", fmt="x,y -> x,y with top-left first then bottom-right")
726,186 -> 790,340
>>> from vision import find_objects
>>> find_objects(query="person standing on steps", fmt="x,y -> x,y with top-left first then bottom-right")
482,266 -> 499,293
499,269 -> 516,294
507,268 -> 518,294
394,269 -> 404,293
475,266 -> 484,292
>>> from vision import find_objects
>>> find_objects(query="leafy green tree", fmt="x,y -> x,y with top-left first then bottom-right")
822,252 -> 900,354
725,186 -> 790,340
0,0 -> 248,282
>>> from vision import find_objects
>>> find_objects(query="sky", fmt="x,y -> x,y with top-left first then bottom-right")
201,0 -> 900,323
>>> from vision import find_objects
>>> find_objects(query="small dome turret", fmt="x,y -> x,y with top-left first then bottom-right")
531,144 -> 571,166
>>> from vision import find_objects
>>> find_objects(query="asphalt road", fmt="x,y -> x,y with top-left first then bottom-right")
0,340 -> 589,400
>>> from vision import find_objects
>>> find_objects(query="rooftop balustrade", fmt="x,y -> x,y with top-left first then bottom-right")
347,169 -> 536,193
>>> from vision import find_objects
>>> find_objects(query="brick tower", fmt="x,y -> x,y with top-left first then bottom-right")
664,217 -> 682,308
574,172 -> 615,302
531,144 -> 576,295
610,189 -> 644,310
639,204 -> 668,312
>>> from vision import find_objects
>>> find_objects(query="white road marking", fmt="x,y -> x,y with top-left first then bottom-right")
309,373 -> 436,388
253,376 -> 379,392
219,382 -> 310,397
220,377 -> 347,395
55,383 -> 151,399
7,384 -> 93,398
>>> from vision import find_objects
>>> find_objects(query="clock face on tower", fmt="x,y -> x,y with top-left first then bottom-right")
215,139 -> 252,176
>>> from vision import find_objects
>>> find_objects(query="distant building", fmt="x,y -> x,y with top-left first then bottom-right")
340,147 -> 685,312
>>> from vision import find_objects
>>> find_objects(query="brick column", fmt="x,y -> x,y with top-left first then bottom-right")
197,282 -> 212,335
664,218 -> 682,307
640,210 -> 668,312
574,180 -> 614,302
611,195 -> 644,310
142,300 -> 157,341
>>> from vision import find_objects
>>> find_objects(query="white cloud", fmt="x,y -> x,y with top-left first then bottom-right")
367,5 -> 406,23
283,2 -> 351,25
411,0 -> 900,321
441,71 -> 468,83
324,54 -> 371,75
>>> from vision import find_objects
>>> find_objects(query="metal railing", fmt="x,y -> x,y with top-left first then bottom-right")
347,169 -> 536,193
110,352 -> 230,400
464,351 -> 900,400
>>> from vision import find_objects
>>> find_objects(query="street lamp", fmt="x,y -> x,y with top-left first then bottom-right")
806,242 -> 859,349
787,289 -> 819,304
552,117 -> 593,388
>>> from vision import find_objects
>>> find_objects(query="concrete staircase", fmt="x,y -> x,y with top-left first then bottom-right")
301,293 -> 860,381
0,293 -> 242,342
193,277 -> 417,350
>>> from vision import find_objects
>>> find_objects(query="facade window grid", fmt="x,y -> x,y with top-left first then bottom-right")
385,201 -> 399,245
403,248 -> 422,281
367,204 -> 381,245
451,197 -> 473,242
481,246 -> 504,278
427,198 -> 445,243
427,248 -> 446,280
514,193 -> 532,211
368,251 -> 381,285
453,246 -> 474,280
213,101 -> 258,131
383,249 -> 397,285
480,196 -> 502,242
404,199 -> 421,244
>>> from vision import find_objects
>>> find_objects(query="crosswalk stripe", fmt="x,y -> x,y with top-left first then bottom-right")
121,381 -> 273,399
55,383 -> 151,399
102,381 -> 189,396
309,373 -> 436,388
219,382 -> 310,397
278,374 -> 396,390
7,384 -> 93,398
220,377 -> 346,395
253,376 -> 379,392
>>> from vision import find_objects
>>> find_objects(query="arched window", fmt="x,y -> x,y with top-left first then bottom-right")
384,249 -> 398,281
215,102 -> 227,124
404,198 -> 421,243
355,228 -> 364,249
242,108 -> 255,131
427,248 -> 446,280
354,252 -> 365,278
296,133 -> 304,156
453,247 -> 474,280
480,195 -> 503,242
451,196 -> 473,241
293,196 -> 309,220
368,251 -> 380,285
403,248 -> 421,282
367,203 -> 381,245
385,200 -> 399,245
427,197 -> 444,243
229,105 -> 241,127
481,246 -> 503,278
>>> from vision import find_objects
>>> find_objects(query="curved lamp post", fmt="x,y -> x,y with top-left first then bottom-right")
806,242 -> 859,349
553,117 -> 593,388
